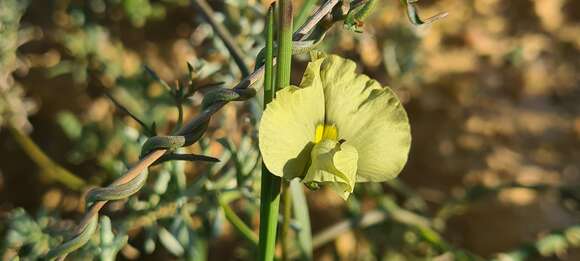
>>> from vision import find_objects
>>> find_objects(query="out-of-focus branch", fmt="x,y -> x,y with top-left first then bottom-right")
7,124 -> 86,191
493,225 -> 580,261
310,210 -> 387,251
192,0 -> 250,77
219,196 -> 259,246
288,198 -> 482,260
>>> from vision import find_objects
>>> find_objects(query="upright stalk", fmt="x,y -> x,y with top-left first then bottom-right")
259,1 -> 294,260
275,0 -> 294,89
279,2 -> 294,257
258,4 -> 280,261
281,182 -> 292,260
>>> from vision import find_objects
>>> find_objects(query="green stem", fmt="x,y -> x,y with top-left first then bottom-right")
263,5 -> 276,105
219,196 -> 259,246
276,0 -> 294,88
258,5 -> 280,261
281,182 -> 292,261
276,5 -> 294,259
7,124 -> 86,191
259,0 -> 295,259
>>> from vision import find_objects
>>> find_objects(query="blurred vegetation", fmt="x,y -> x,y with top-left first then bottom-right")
0,0 -> 579,260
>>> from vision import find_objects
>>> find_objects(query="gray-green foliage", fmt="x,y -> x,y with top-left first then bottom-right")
0,0 -> 36,131
1,0 -> 579,260
1,0 -> 265,259
0,209 -> 54,259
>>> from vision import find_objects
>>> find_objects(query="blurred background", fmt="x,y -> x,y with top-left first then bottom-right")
1,0 -> 579,260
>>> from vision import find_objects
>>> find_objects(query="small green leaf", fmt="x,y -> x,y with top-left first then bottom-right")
344,0 -> 378,32
158,227 -> 184,256
57,111 -> 82,140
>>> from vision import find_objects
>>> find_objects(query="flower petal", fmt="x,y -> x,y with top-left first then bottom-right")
258,83 -> 325,179
303,139 -> 358,200
316,53 -> 411,182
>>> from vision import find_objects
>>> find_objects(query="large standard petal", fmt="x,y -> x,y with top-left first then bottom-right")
302,139 -> 359,200
258,83 -> 325,179
316,54 -> 411,182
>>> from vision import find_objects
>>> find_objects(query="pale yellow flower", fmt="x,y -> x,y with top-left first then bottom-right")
259,53 -> 411,200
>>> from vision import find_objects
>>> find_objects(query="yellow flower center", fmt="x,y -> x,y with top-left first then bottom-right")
314,124 -> 338,143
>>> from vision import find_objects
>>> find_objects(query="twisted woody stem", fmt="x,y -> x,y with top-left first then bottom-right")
47,0 -> 340,260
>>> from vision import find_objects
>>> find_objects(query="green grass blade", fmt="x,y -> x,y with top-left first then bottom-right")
290,179 -> 312,260
294,0 -> 318,31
